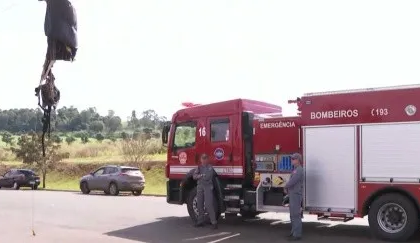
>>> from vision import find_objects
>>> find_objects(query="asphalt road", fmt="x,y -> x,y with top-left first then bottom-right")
1,190 -> 419,243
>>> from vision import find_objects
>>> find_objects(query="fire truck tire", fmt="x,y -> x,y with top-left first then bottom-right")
368,193 -> 419,242
187,187 -> 221,223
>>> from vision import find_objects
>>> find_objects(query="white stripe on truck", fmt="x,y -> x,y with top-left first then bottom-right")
170,166 -> 243,176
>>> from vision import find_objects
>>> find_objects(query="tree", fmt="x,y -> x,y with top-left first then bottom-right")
0,107 -> 165,135
89,121 -> 104,133
1,132 -> 14,146
11,133 -> 64,188
139,109 -> 158,128
120,132 -> 128,140
129,110 -> 139,129
65,136 -> 76,145
95,133 -> 105,142
120,137 -> 150,163
107,116 -> 122,133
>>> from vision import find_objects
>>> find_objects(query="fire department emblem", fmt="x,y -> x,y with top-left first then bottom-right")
405,105 -> 416,116
179,152 -> 187,164
214,148 -> 224,160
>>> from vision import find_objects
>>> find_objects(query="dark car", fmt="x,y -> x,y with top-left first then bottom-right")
79,165 -> 145,196
0,169 -> 40,190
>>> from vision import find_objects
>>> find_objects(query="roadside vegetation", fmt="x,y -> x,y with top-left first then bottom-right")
0,107 -> 183,195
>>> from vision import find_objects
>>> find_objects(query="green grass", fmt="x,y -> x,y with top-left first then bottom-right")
45,167 -> 166,195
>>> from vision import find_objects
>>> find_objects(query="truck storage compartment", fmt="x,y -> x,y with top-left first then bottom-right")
263,188 -> 284,206
361,122 -> 420,182
303,126 -> 357,212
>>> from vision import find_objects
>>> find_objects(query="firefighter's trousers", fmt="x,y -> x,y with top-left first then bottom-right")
197,186 -> 217,225
289,193 -> 303,237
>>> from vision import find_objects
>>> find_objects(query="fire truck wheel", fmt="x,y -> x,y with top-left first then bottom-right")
187,187 -> 221,223
368,193 -> 419,242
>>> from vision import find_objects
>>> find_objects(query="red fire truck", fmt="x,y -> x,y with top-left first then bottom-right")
162,84 -> 420,242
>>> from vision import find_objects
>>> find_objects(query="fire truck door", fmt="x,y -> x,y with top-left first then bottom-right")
206,117 -> 235,176
169,121 -> 201,170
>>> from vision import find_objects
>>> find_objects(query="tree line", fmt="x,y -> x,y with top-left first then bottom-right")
0,107 -> 167,134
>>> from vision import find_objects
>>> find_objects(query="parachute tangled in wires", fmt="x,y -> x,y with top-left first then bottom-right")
35,0 -> 78,156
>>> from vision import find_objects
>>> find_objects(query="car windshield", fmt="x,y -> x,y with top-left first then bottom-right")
20,170 -> 36,176
121,168 -> 142,176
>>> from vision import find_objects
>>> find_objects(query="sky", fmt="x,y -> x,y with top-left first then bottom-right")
0,0 -> 419,120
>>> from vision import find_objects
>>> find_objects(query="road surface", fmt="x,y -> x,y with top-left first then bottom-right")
0,190 -> 418,243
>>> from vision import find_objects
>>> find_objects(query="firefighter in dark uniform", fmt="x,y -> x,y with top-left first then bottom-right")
284,153 -> 304,241
193,153 -> 218,229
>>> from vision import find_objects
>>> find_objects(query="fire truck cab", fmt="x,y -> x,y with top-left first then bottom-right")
163,84 -> 420,242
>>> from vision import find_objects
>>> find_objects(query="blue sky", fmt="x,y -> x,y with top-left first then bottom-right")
1,0 -> 419,120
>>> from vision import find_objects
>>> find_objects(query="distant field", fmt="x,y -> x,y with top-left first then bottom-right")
0,136 -> 166,163
0,134 -> 167,195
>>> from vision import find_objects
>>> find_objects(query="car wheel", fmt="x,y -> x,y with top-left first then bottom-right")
13,182 -> 20,190
368,193 -> 419,242
132,190 -> 142,196
109,182 -> 119,196
80,181 -> 90,194
32,185 -> 38,190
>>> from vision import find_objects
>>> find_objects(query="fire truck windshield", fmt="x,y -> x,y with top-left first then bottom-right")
172,122 -> 196,149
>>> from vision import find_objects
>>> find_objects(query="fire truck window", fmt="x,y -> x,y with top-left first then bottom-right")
211,122 -> 229,142
173,124 -> 196,148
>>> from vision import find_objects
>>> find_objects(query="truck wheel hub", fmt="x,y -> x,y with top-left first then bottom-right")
377,203 -> 407,234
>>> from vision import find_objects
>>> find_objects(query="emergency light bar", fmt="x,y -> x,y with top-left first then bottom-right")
253,112 -> 283,119
181,102 -> 202,108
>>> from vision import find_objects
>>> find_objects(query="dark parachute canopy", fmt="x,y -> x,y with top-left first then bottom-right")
35,0 -> 78,156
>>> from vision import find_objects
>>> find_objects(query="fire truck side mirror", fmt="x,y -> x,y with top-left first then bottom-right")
161,122 -> 171,146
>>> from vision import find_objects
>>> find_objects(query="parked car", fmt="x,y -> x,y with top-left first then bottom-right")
79,165 -> 145,196
0,169 -> 40,190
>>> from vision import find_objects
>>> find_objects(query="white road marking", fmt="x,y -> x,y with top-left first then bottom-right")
183,232 -> 231,241
206,233 -> 241,243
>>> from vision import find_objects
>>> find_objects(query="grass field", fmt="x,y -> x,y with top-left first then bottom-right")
45,166 -> 166,195
0,136 -> 168,195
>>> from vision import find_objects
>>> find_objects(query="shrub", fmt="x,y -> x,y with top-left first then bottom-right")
95,133 -> 105,142
81,135 -> 89,144
0,147 -> 15,161
120,138 -> 150,163
65,136 -> 76,145
52,134 -> 62,144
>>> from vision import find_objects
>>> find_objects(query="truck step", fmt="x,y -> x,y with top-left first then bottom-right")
225,207 -> 240,213
224,184 -> 242,190
224,195 -> 240,201
317,216 -> 354,222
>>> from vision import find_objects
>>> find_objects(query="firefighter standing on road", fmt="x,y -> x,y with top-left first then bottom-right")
284,153 -> 304,241
193,154 -> 218,229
